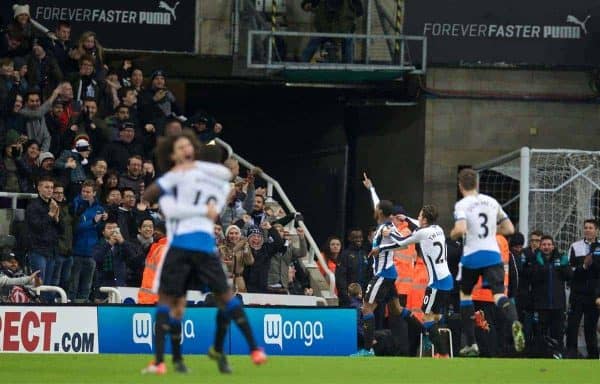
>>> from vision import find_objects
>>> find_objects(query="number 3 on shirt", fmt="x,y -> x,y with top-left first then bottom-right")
478,213 -> 489,239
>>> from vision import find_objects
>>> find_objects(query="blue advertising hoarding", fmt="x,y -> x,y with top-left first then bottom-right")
97,306 -> 356,356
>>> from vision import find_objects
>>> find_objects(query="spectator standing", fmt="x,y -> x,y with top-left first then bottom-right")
44,20 -> 77,75
128,218 -> 154,287
244,223 -> 283,293
51,182 -> 74,293
268,225 -> 307,293
70,180 -> 105,302
100,122 -> 144,173
528,235 -> 571,356
92,220 -> 137,291
70,32 -> 106,81
336,228 -> 371,306
55,135 -> 92,200
0,130 -> 23,192
65,98 -> 108,154
138,221 -> 167,304
566,219 -> 600,359
319,235 -> 342,278
3,93 -> 26,135
509,233 -> 535,348
68,55 -> 100,104
15,138 -> 39,193
139,69 -> 180,127
18,85 -> 65,152
218,225 -> 254,292
26,40 -> 63,99
25,176 -> 62,294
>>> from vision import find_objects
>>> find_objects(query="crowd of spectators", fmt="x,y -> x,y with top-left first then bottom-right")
0,4 -> 313,303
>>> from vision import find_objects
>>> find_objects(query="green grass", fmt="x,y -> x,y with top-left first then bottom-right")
3,354 -> 598,384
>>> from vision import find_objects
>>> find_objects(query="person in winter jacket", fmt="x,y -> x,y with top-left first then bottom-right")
219,225 -> 254,292
243,223 -> 283,293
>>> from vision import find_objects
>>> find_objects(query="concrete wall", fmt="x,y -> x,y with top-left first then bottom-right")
424,68 -> 600,229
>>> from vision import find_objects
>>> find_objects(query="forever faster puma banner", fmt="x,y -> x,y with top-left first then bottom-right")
404,0 -> 600,67
9,0 -> 197,53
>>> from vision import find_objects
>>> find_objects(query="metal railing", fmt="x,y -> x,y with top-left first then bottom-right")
99,287 -> 122,304
247,30 -> 427,74
214,138 -> 336,297
0,192 -> 39,209
35,285 -> 68,303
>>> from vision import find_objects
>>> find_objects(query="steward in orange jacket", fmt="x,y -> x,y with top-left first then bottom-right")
138,236 -> 168,304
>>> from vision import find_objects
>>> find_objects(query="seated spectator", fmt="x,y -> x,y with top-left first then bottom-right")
18,85 -> 66,152
100,121 -> 144,173
118,155 -> 145,198
16,139 -> 40,193
348,282 -> 365,350
65,98 -> 108,154
69,54 -> 101,104
243,223 -> 283,293
0,249 -> 42,303
319,235 -> 342,278
288,257 -> 313,296
25,176 -> 62,300
55,135 -> 92,200
138,221 -> 167,305
528,235 -> 571,357
128,218 -> 155,287
70,31 -> 106,81
0,130 -> 24,192
214,223 -> 225,247
92,220 -> 137,293
43,20 -> 78,76
268,225 -> 307,293
26,40 -> 63,99
218,225 -> 254,292
52,182 -> 74,293
70,180 -> 106,302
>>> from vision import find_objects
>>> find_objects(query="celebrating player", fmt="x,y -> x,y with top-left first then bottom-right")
378,204 -> 454,357
450,168 -> 524,356
141,132 -> 266,375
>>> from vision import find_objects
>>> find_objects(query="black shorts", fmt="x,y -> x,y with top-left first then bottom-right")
158,247 -> 228,298
459,264 -> 505,296
365,276 -> 398,304
422,287 -> 451,314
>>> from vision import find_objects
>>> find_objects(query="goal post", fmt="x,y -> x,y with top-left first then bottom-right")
474,147 -> 600,252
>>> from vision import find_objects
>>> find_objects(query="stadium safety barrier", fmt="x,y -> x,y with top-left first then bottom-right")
116,286 -> 328,306
34,286 -> 68,303
214,138 -> 337,299
0,305 -> 357,356
99,287 -> 122,304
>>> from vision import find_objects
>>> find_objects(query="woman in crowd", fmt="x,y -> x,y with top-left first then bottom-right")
219,225 -> 254,292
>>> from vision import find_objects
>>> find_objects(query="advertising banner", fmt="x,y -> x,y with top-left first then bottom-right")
11,0 -> 198,53
0,306 -> 98,353
230,307 -> 357,356
97,306 -> 218,354
404,0 -> 600,67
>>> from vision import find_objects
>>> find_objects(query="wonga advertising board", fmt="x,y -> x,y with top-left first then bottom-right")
0,306 -> 98,353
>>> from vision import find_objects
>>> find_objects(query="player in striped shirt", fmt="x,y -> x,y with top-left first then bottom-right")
450,168 -> 523,356
378,205 -> 454,357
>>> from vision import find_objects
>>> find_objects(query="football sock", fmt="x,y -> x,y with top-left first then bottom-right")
460,300 -> 476,346
154,305 -> 170,364
214,308 -> 230,353
225,296 -> 258,350
363,313 -> 375,349
170,318 -> 183,362
497,296 -> 519,324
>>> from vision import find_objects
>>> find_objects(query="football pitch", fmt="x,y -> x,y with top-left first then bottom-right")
3,354 -> 598,384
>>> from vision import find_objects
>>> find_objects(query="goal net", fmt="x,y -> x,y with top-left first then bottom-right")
474,148 -> 600,252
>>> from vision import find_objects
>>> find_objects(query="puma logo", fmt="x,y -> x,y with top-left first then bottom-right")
158,1 -> 180,21
566,14 -> 591,35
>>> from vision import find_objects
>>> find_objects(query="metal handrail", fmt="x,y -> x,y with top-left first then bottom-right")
247,29 -> 427,74
35,285 -> 68,303
0,192 -> 39,209
99,287 -> 122,304
214,138 -> 336,297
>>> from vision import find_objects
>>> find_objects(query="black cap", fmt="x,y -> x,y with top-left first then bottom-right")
0,249 -> 17,262
151,69 -> 166,80
119,121 -> 135,131
392,205 -> 406,216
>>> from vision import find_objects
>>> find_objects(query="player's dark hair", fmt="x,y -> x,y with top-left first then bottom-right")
155,129 -> 201,173
540,235 -> 554,244
421,205 -> 438,224
584,218 -> 598,228
458,168 -> 478,191
198,144 -> 226,164
378,200 -> 394,217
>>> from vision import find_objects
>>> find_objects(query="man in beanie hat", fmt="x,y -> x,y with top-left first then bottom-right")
243,222 -> 284,293
508,232 -> 534,348
139,69 -> 181,126
26,39 -> 63,99
100,121 -> 144,173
